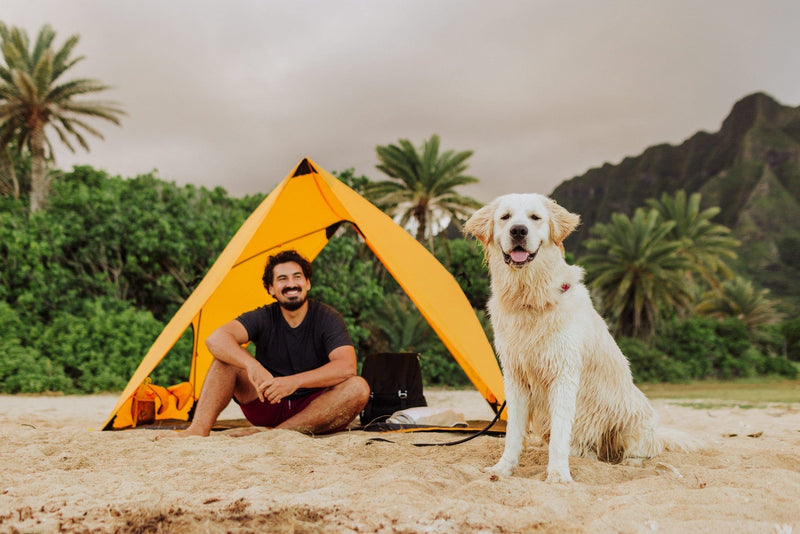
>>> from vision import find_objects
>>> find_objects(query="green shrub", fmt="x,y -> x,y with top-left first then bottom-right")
0,340 -> 73,393
149,327 -> 193,386
0,301 -> 72,393
656,317 -> 718,378
783,317 -> 800,362
757,353 -> 798,378
619,337 -> 690,383
419,346 -> 470,387
33,298 -> 168,392
656,316 -> 796,380
0,300 -> 26,340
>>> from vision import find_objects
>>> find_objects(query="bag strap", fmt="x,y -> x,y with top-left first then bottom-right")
364,401 -> 507,447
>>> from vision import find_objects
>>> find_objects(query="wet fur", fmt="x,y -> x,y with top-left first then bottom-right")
465,193 -> 691,483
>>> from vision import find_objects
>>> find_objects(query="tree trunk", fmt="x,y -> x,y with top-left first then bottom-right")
29,123 -> 48,213
0,148 -> 19,199
414,203 -> 427,246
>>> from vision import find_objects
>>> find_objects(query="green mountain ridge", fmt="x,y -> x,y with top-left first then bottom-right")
551,92 -> 800,308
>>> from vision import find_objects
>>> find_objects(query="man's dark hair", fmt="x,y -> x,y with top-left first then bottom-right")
262,249 -> 313,290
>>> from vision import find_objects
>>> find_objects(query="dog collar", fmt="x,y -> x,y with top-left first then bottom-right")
561,283 -> 571,293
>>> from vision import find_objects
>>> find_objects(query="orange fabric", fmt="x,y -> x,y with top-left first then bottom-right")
111,379 -> 194,429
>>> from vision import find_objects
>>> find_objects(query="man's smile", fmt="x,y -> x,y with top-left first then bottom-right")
282,287 -> 302,297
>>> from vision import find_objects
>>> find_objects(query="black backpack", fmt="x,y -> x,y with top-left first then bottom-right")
360,353 -> 427,426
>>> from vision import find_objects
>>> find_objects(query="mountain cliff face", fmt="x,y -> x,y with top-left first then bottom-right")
551,92 -> 800,305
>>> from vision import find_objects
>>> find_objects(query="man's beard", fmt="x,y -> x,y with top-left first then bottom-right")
277,287 -> 307,311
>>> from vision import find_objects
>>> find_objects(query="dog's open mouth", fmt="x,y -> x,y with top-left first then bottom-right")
503,246 -> 537,267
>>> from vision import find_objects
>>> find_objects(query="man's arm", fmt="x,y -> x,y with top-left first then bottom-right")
205,320 -> 274,401
259,345 -> 357,404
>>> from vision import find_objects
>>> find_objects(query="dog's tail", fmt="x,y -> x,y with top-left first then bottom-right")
657,426 -> 704,453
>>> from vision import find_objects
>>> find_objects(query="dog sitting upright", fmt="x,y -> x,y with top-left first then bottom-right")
465,193 -> 693,483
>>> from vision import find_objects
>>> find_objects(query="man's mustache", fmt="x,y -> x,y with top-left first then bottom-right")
282,286 -> 302,295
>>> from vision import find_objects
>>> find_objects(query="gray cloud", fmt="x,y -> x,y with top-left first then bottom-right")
4,0 -> 800,202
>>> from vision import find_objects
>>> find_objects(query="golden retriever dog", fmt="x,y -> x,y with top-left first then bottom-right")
465,193 -> 693,483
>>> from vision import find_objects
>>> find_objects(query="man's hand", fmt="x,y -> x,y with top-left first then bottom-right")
245,360 -> 274,402
259,376 -> 300,404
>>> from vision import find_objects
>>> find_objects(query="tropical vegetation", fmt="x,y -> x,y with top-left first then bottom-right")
366,134 -> 482,250
581,207 -> 694,338
645,190 -> 739,288
0,24 -> 796,394
0,163 -> 796,394
0,22 -> 124,212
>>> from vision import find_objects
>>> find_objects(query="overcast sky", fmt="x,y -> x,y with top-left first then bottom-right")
5,1 -> 800,202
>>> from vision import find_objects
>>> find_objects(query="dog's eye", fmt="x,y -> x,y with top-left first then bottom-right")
530,214 -> 541,221
500,214 -> 510,221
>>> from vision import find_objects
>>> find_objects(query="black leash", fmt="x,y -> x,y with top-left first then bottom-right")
365,401 -> 506,447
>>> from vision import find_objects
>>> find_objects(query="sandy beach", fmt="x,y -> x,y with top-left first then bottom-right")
1,389 -> 798,533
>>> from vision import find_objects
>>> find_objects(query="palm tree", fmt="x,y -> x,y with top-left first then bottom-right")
694,276 -> 783,332
581,208 -> 694,338
646,190 -> 739,288
366,134 -> 482,250
0,23 -> 124,212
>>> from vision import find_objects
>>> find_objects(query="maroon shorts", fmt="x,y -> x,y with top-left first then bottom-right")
237,390 -> 351,434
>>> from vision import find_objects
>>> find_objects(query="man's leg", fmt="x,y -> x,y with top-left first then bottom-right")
174,359 -> 258,437
277,376 -> 370,434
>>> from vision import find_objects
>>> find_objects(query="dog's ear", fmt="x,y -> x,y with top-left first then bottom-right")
546,197 -> 580,246
463,203 -> 495,246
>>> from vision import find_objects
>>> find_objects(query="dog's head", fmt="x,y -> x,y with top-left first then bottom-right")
464,193 -> 580,268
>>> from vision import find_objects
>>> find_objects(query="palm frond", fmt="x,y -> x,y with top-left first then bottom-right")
10,69 -> 36,101
47,78 -> 112,101
373,134 -> 480,248
56,101 -> 125,125
31,24 -> 56,66
50,122 -> 77,152
32,49 -> 54,97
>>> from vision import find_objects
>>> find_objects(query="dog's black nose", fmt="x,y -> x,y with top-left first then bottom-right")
510,225 -> 528,238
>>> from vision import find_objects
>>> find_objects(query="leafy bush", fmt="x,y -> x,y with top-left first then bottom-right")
32,298 -> 169,392
0,301 -> 73,393
419,345 -> 470,387
756,352 -> 798,378
618,337 -> 690,383
150,328 -> 193,387
4,162 -> 798,393
0,341 -> 73,393
783,317 -> 800,362
656,316 -> 796,379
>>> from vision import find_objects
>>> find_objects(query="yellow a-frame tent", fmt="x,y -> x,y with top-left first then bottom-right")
103,158 -> 504,430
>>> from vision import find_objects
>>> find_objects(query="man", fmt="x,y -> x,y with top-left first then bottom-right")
175,249 -> 370,437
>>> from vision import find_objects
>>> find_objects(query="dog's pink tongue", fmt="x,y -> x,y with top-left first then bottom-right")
509,250 -> 529,263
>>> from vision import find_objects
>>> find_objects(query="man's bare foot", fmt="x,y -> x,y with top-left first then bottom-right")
223,427 -> 263,438
154,426 -> 210,440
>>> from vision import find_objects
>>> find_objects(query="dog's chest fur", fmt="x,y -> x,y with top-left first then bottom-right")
487,261 -> 587,387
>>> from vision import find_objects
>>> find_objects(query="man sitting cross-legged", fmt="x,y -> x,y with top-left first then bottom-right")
170,249 -> 370,437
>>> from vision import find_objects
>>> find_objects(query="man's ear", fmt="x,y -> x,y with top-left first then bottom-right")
463,202 -> 495,247
546,197 -> 580,246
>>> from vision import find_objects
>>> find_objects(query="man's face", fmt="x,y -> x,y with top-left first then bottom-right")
268,261 -> 311,311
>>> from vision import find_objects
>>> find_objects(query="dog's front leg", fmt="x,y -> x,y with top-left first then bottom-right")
486,378 -> 527,476
546,375 -> 578,483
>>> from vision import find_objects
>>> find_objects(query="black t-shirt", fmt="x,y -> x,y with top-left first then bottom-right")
236,299 -> 353,398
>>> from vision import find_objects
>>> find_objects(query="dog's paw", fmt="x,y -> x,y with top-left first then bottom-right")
545,468 -> 573,483
484,459 -> 515,477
